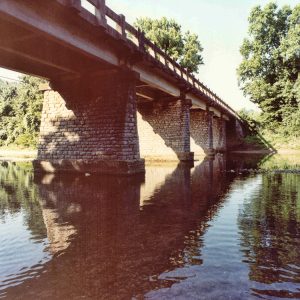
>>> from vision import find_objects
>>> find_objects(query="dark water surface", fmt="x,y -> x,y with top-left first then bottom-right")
0,154 -> 300,299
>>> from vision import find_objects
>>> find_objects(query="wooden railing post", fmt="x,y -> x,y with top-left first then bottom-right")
58,0 -> 236,118
192,77 -> 195,88
164,57 -> 168,68
138,30 -> 146,53
95,0 -> 107,27
57,0 -> 81,10
117,14 -> 126,39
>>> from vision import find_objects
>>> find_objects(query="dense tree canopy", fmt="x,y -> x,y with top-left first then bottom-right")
0,76 -> 44,147
134,17 -> 204,73
237,2 -> 300,123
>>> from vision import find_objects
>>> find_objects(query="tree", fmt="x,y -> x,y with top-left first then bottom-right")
237,2 -> 300,123
134,17 -> 204,73
0,75 -> 44,147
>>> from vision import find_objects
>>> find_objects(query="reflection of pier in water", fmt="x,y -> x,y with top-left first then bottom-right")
4,155 -> 236,299
38,179 -> 78,255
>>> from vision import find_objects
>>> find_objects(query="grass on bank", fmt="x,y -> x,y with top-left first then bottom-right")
242,132 -> 300,151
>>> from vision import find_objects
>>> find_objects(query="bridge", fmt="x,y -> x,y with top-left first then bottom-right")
0,0 -> 244,174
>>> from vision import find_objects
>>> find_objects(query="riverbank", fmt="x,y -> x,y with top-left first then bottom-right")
225,168 -> 300,174
0,147 -> 37,160
1,147 -> 300,158
1,148 -> 300,172
241,130 -> 300,153
232,149 -> 300,154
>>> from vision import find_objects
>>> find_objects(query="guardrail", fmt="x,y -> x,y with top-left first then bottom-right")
56,0 -> 240,119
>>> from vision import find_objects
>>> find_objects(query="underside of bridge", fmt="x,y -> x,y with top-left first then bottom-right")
0,0 -> 244,174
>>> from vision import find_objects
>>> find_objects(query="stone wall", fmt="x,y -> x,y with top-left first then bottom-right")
221,118 -> 227,151
35,66 -> 235,174
190,109 -> 210,156
137,99 -> 193,161
212,117 -> 221,151
191,110 -> 227,155
35,71 -> 144,174
212,117 -> 226,152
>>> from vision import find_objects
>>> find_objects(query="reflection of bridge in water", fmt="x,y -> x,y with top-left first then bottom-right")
2,155 -> 236,299
0,152 -> 300,299
2,153 -> 300,299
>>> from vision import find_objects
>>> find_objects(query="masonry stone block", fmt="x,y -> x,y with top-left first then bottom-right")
212,116 -> 226,152
34,70 -> 145,175
137,99 -> 193,161
190,109 -> 215,157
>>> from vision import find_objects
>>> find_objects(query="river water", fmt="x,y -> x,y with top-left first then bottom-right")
0,154 -> 299,299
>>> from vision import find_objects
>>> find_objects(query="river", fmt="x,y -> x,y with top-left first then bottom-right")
0,154 -> 299,299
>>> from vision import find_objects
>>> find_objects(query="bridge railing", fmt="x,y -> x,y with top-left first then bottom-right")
57,0 -> 240,119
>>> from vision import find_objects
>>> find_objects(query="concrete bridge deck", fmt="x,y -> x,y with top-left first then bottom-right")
0,0 -> 244,174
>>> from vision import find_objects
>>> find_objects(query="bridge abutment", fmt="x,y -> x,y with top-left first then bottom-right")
226,119 -> 244,150
137,99 -> 194,161
34,70 -> 145,175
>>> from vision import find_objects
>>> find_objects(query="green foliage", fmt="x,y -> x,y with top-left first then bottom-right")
238,2 -> 300,123
0,161 -> 47,238
243,135 -> 266,147
239,108 -> 262,130
280,106 -> 300,138
0,75 -> 44,148
134,17 -> 204,73
239,108 -> 300,149
258,154 -> 300,170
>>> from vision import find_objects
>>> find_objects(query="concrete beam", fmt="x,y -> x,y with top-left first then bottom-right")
136,86 -> 158,101
0,24 -> 102,75
222,115 -> 230,121
0,0 -> 119,67
187,93 -> 206,111
209,107 -> 221,118
0,48 -> 68,79
134,65 -> 180,97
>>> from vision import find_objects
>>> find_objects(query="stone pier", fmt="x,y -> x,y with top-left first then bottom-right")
34,70 -> 145,175
190,109 -> 214,157
213,115 -> 227,152
190,108 -> 228,158
137,99 -> 194,161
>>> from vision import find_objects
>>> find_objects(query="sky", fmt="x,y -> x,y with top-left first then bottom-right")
0,0 -> 299,111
